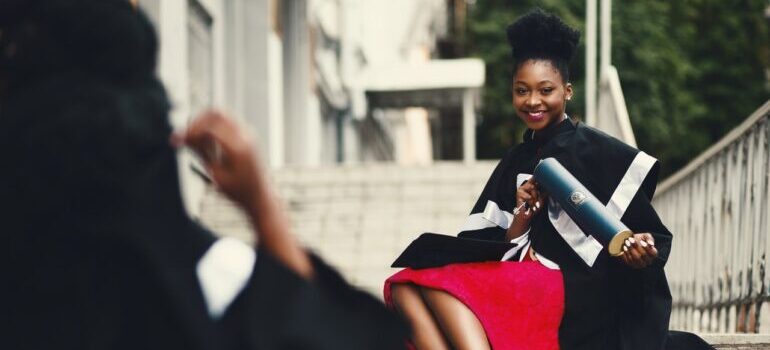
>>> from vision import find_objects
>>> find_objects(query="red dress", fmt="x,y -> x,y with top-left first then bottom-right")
384,250 -> 565,350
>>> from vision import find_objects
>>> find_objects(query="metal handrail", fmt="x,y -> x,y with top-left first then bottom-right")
658,100 -> 770,193
653,99 -> 770,333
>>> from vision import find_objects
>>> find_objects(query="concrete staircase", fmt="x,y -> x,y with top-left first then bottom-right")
704,334 -> 770,349
197,161 -> 770,348
198,161 -> 497,297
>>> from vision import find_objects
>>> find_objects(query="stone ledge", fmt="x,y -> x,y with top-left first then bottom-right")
701,334 -> 770,349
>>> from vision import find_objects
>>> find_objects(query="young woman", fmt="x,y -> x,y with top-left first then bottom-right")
385,9 -> 682,350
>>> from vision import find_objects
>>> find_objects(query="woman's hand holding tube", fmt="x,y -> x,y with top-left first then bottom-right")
173,110 -> 314,279
506,180 -> 547,241
619,233 -> 658,269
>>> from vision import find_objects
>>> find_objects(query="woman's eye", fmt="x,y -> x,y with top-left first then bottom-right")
515,88 -> 528,95
541,88 -> 554,94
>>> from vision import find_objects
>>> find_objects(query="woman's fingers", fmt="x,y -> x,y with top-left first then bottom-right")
639,233 -> 655,246
186,111 -> 250,158
620,248 -> 638,268
516,189 -> 532,210
620,234 -> 659,269
624,238 -> 642,260
635,233 -> 658,265
515,179 -> 548,220
181,113 -> 225,164
621,250 -> 643,268
518,181 -> 544,212
638,233 -> 658,259
622,238 -> 643,268
631,237 -> 647,259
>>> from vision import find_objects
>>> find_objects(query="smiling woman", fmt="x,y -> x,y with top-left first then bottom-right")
385,8 -> 712,350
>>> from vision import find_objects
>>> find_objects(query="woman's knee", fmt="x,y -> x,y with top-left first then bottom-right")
390,283 -> 422,310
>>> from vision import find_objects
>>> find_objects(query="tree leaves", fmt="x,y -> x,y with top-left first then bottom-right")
466,0 -> 770,176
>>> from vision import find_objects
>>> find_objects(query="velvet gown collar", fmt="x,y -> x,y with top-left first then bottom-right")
522,115 -> 576,147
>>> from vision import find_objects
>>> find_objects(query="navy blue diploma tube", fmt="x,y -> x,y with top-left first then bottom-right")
533,158 -> 632,256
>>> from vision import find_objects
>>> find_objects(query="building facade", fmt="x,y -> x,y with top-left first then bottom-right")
138,0 -> 484,214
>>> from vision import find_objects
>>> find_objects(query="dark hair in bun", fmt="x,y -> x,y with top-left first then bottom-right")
506,8 -> 580,81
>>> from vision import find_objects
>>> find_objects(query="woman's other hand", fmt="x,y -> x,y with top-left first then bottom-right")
506,179 -> 546,240
619,233 -> 658,269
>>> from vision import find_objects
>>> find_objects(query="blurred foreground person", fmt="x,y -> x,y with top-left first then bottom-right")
1,1 -> 406,349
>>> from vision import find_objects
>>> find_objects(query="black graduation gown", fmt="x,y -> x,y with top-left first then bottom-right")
1,1 -> 408,347
3,126 -> 407,350
2,68 -> 407,350
458,119 -> 673,350
6,211 -> 408,350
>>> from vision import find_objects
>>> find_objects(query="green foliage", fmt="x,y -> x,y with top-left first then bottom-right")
466,0 -> 770,176
467,0 -> 586,159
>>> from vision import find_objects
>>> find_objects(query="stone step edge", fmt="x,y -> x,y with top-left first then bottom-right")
699,333 -> 770,345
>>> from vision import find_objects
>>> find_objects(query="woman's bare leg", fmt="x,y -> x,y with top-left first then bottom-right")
390,283 -> 451,350
421,287 -> 491,350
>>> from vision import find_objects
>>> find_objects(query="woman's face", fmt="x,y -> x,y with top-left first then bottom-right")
512,59 -> 573,131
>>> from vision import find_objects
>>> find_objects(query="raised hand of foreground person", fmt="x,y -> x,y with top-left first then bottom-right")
172,110 -> 314,278
173,110 -> 265,209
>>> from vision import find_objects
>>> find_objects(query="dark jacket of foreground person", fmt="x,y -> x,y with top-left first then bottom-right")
1,1 -> 407,349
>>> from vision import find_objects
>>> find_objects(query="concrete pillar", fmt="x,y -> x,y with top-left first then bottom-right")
585,0 -> 597,126
462,89 -> 476,164
283,0 -> 318,166
600,0 -> 611,73
225,0 -> 285,168
147,0 -> 204,216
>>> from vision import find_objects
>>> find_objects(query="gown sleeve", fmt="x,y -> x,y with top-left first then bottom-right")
220,249 -> 409,350
457,149 -> 517,242
610,160 -> 673,350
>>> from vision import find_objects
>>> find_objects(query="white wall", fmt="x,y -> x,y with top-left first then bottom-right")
283,0 -> 324,166
140,0 -> 226,216
351,0 -> 445,164
141,0 -> 453,197
224,0 -> 285,168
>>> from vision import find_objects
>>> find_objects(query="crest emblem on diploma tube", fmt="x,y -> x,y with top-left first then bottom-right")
570,191 -> 587,206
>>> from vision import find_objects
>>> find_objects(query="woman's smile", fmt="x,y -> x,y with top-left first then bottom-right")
525,110 -> 547,122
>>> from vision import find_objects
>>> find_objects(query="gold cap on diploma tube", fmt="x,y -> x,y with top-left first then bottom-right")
609,230 -> 633,257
